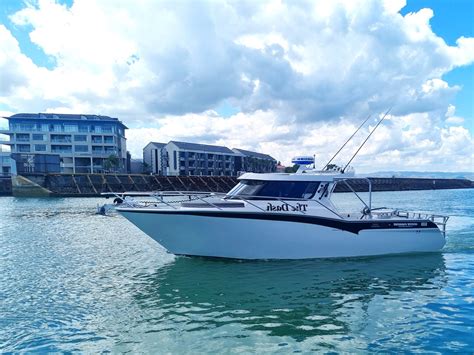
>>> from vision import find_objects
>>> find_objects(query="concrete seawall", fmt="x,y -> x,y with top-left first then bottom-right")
0,173 -> 472,197
0,177 -> 12,196
12,173 -> 238,197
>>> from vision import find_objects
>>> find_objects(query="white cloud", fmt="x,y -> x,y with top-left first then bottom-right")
0,0 -> 472,171
124,110 -> 473,172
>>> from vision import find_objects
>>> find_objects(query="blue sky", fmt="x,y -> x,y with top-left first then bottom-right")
0,0 -> 472,170
401,0 -> 473,124
1,0 -> 472,121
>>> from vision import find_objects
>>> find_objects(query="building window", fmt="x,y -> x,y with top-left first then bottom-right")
19,124 -> 34,131
78,125 -> 89,133
51,134 -> 72,143
32,134 -> 45,141
16,133 -> 30,142
75,145 -> 89,152
74,135 -> 87,142
18,144 -> 30,152
91,126 -> 102,133
103,136 -> 114,144
51,124 -> 62,132
51,145 -> 72,153
92,146 -> 104,155
34,144 -> 47,152
92,136 -> 103,143
173,151 -> 177,170
64,124 -> 78,132
102,125 -> 113,133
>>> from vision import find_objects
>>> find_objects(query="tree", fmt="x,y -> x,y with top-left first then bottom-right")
103,154 -> 120,172
284,164 -> 299,173
142,161 -> 150,173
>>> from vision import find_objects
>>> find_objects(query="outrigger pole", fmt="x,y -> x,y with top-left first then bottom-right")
322,114 -> 372,171
342,107 -> 392,173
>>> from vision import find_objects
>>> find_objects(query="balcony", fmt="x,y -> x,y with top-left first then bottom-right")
51,135 -> 72,143
17,145 -> 31,153
0,138 -> 13,145
51,149 -> 72,154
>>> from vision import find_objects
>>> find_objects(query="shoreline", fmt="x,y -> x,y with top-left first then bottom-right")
0,174 -> 472,197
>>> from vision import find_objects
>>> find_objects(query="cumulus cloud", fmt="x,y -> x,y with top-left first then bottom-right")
0,0 -> 472,171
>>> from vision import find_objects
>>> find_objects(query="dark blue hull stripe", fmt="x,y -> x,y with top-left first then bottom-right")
118,209 -> 439,235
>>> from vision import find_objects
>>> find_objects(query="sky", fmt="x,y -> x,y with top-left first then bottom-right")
0,0 -> 472,172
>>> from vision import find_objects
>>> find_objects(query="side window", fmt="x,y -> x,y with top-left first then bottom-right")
257,181 -> 320,199
302,182 -> 320,199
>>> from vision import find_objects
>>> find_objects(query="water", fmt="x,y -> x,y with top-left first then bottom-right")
0,189 -> 473,353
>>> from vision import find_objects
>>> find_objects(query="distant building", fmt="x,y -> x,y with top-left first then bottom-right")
232,148 -> 277,173
0,149 -> 11,176
166,141 -> 237,176
276,163 -> 286,173
0,113 -> 127,173
142,140 -> 278,176
143,142 -> 167,174
130,158 -> 146,174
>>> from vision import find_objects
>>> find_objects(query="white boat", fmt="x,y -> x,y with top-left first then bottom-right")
107,111 -> 449,260
110,165 -> 448,260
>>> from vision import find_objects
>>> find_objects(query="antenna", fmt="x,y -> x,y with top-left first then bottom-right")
322,114 -> 372,171
342,107 -> 392,172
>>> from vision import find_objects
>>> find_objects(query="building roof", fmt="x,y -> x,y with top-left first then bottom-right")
144,142 -> 166,150
169,141 -> 236,154
232,148 -> 276,161
4,113 -> 128,129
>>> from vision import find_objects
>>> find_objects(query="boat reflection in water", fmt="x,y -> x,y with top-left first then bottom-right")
133,254 -> 446,345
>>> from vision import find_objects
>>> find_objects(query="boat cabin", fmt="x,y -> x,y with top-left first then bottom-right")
226,171 -> 350,201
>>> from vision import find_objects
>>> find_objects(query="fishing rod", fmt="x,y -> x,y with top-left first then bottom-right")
322,114 -> 372,171
342,107 -> 392,173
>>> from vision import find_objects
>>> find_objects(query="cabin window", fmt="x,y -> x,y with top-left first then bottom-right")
228,180 -> 320,199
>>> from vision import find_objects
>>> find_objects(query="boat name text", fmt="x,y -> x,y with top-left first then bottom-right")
266,203 -> 308,212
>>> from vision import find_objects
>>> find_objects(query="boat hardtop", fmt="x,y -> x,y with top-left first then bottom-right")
237,169 -> 354,182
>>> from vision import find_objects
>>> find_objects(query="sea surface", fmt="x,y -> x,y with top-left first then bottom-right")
0,189 -> 473,353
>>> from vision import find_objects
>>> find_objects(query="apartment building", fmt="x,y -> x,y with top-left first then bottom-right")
0,113 -> 127,173
143,141 -> 277,176
143,141 -> 238,176
0,149 -> 11,176
232,148 -> 277,174
166,141 -> 237,176
143,142 -> 167,174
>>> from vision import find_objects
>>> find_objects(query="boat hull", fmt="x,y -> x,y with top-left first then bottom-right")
118,209 -> 446,260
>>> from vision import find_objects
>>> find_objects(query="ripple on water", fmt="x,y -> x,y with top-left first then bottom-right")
0,191 -> 473,353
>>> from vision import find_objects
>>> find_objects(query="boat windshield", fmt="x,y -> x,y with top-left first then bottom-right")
227,180 -> 320,199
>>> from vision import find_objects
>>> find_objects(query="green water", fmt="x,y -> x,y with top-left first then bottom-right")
0,189 -> 473,352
